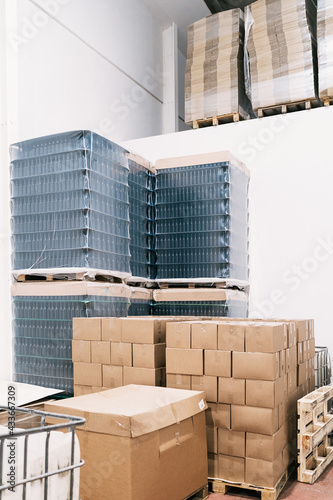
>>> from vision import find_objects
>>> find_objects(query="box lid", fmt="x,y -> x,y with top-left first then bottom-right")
45,385 -> 207,438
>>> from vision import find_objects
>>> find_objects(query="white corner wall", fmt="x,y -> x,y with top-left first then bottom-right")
124,106 -> 333,364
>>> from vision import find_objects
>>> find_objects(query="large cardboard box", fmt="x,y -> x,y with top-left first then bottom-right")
74,362 -> 102,387
91,341 -> 111,365
231,405 -> 279,435
204,350 -> 231,377
246,378 -> 284,408
102,365 -> 123,389
218,378 -> 245,405
245,323 -> 287,353
102,318 -> 122,342
192,376 -> 218,403
166,322 -> 191,348
206,403 -> 230,430
245,454 -> 284,488
218,429 -> 245,458
111,342 -> 132,367
217,323 -> 245,352
123,367 -> 166,387
233,352 -> 279,381
166,348 -> 204,375
219,455 -> 245,483
132,343 -> 166,369
167,374 -> 191,390
286,346 -> 297,372
208,453 -> 219,478
121,318 -> 165,344
73,318 -> 102,341
72,340 -> 91,363
45,385 -> 208,500
74,385 -> 94,397
246,424 -> 287,461
207,426 -> 218,454
192,322 -> 218,350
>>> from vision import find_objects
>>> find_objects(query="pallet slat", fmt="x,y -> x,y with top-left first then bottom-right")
256,98 -> 320,118
185,483 -> 209,500
189,111 -> 246,129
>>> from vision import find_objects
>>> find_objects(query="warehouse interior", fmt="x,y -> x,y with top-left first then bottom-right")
0,0 -> 333,499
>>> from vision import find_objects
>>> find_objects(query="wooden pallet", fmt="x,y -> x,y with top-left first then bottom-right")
323,96 -> 333,107
209,463 -> 294,500
256,98 -> 320,118
185,483 -> 209,500
158,281 -> 246,290
16,272 -> 123,284
298,384 -> 333,484
189,111 -> 247,129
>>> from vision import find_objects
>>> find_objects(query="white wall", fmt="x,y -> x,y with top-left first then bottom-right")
124,105 -> 333,364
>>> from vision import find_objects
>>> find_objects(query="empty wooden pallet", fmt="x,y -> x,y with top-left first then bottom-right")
298,384 -> 333,484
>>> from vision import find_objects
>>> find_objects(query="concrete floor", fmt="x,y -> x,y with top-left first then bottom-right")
208,465 -> 333,499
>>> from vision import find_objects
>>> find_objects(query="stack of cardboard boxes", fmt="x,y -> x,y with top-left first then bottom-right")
166,318 -> 315,488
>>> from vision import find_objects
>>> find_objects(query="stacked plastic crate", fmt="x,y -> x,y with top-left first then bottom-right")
153,151 -> 249,317
10,130 -> 132,393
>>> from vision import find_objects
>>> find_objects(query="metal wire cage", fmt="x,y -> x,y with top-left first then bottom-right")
0,406 -> 85,500
315,346 -> 332,389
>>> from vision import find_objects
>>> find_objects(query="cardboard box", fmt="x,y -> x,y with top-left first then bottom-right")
218,378 -> 245,405
204,350 -> 231,377
286,346 -> 297,372
74,385 -> 94,397
298,362 -> 307,386
91,341 -> 111,365
218,323 -> 245,352
111,342 -> 132,367
166,322 -> 191,348
309,338 -> 316,358
132,343 -> 166,369
278,401 -> 286,427
294,320 -> 308,342
246,378 -> 284,408
166,348 -> 203,375
287,322 -> 297,348
72,340 -> 91,363
302,341 -> 308,362
233,352 -> 279,381
74,363 -> 102,387
231,405 -> 279,435
121,318 -> 165,344
219,455 -> 245,483
279,350 -> 286,376
45,385 -> 208,500
308,319 -> 315,339
218,429 -> 245,458
287,369 -> 297,395
208,453 -> 219,478
192,376 -> 218,403
246,424 -> 287,461
192,322 -> 218,350
206,403 -> 230,430
245,454 -> 285,488
207,426 -> 218,454
102,318 -> 122,342
73,318 -> 102,341
167,374 -> 191,390
245,323 -> 287,353
297,343 -> 303,364
102,365 -> 123,389
123,367 -> 166,387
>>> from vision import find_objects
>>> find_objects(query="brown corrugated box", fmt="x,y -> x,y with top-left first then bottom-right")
231,405 -> 279,435
233,352 -> 280,381
219,455 -> 245,483
192,376 -> 218,403
206,403 -> 230,430
111,342 -> 132,367
102,317 -> 122,342
192,322 -> 218,350
245,453 -> 285,488
102,365 -> 123,389
123,367 -> 166,387
74,385 -> 94,397
166,322 -> 191,348
166,348 -> 204,375
219,429 -> 245,458
245,323 -> 287,353
121,318 -> 165,344
208,453 -> 219,478
204,350 -> 231,377
207,426 -> 218,454
218,378 -> 245,405
132,343 -> 166,369
72,340 -> 91,363
45,385 -> 208,500
73,318 -> 102,341
217,322 -> 245,352
246,378 -> 284,408
246,423 -> 287,462
167,374 -> 191,390
91,341 -> 111,365
286,346 -> 297,372
74,363 -> 102,387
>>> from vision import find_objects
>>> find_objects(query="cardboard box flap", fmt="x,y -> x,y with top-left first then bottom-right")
129,287 -> 153,300
45,385 -> 207,438
11,281 -> 131,298
153,289 -> 248,302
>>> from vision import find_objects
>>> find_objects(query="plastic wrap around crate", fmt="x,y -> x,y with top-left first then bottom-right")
12,281 -> 131,394
155,152 -> 249,280
10,131 -> 130,273
318,0 -> 333,99
128,287 -> 153,316
128,154 -> 156,279
153,288 -> 248,317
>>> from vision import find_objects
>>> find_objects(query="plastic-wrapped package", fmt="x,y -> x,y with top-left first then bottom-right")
10,131 -> 130,273
246,0 -> 318,109
12,281 -> 131,394
128,154 -> 156,279
128,287 -> 153,316
318,0 -> 333,98
153,289 -> 248,317
185,8 -> 252,124
155,152 -> 249,281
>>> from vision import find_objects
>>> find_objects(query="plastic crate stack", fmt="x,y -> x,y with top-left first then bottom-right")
128,154 -> 156,279
10,130 -> 130,271
246,0 -> 318,110
318,0 -> 333,100
155,153 -> 249,281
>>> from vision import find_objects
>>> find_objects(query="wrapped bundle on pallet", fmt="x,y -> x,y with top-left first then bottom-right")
185,9 -> 251,125
246,0 -> 318,111
318,0 -> 333,100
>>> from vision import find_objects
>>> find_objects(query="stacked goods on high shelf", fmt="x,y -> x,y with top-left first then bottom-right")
318,0 -> 333,100
165,317 -> 315,491
128,287 -> 153,316
155,152 -> 249,282
10,131 -> 131,273
246,0 -> 318,111
46,385 -> 209,500
185,9 -> 251,125
12,281 -> 131,394
128,154 -> 156,279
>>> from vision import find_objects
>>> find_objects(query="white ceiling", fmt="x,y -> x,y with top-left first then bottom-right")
141,0 -> 210,56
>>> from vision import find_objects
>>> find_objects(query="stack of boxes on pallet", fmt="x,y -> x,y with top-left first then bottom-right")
72,317 -> 168,396
185,9 -> 251,124
165,318 -> 315,488
318,0 -> 333,100
246,0 -> 318,110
